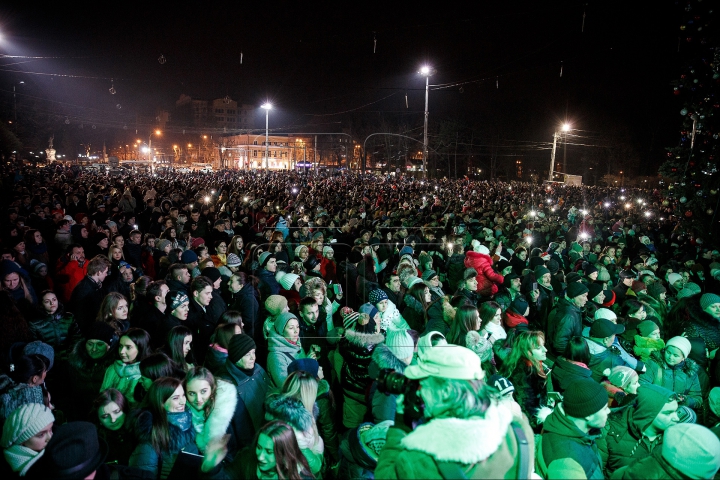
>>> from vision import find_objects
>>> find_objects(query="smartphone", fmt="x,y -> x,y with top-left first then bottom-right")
547,391 -> 563,408
334,284 -> 342,295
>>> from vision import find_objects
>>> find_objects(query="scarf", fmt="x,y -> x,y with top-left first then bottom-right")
27,242 -> 48,255
4,444 -> 44,476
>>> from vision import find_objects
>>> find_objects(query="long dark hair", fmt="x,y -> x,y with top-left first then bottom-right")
165,325 -> 195,370
146,377 -> 183,453
447,305 -> 480,347
93,388 -> 129,426
118,328 -> 152,363
258,421 -> 313,480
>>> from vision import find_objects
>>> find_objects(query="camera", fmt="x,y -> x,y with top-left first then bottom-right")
377,369 -> 424,423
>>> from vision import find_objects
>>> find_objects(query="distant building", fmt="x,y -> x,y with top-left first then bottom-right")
217,134 -> 313,170
176,95 -> 255,130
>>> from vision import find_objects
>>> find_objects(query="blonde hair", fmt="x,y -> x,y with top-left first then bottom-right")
281,371 -> 318,413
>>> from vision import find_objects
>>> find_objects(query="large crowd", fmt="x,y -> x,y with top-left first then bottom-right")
0,165 -> 719,479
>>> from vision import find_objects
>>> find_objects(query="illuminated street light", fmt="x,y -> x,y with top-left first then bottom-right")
548,122 -> 571,181
419,65 -> 434,179
261,102 -> 272,173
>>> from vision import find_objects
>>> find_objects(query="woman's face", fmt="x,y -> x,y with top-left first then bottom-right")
256,433 -> 276,473
235,238 -> 243,251
376,299 -> 388,313
530,340 -> 547,362
632,307 -> 646,320
13,241 -> 25,253
118,336 -> 139,364
283,319 -> 300,343
492,308 -> 502,325
34,231 -> 43,244
114,237 -> 124,248
216,243 -> 227,254
111,248 -> 123,261
81,228 -> 89,238
164,385 -> 186,413
173,302 -> 190,320
22,422 -> 53,452
186,378 -> 213,410
182,335 -> 192,357
626,377 -> 640,395
299,248 -> 309,261
3,272 -> 20,290
113,299 -> 129,320
86,339 -> 109,359
98,401 -> 125,431
313,290 -> 324,305
98,237 -> 109,249
42,293 -> 59,315
169,228 -> 176,238
664,346 -> 684,366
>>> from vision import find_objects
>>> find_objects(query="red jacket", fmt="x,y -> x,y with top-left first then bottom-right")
54,257 -> 88,304
464,251 -> 504,297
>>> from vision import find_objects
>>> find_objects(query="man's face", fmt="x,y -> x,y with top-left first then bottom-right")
72,247 -> 86,263
510,278 -> 522,292
191,212 -> 200,222
651,400 -> 679,432
586,405 -> 611,430
265,258 -> 277,273
195,286 -> 213,307
157,284 -> 170,305
129,233 -> 141,244
178,268 -> 191,284
97,267 -> 109,283
571,293 -> 589,308
299,303 -> 319,325
386,276 -> 401,293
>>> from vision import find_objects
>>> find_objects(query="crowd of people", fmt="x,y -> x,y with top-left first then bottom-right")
0,164 -> 719,479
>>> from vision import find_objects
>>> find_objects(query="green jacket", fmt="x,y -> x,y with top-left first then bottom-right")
374,404 -> 534,479
611,448 -> 689,479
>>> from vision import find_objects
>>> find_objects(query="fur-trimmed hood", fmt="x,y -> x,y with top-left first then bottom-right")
371,343 -> 407,374
400,403 -> 513,464
344,328 -> 385,349
267,329 -> 303,355
264,393 -> 315,432
193,379 -> 238,452
649,349 -> 699,375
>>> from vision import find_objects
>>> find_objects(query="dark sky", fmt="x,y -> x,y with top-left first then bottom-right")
0,1 -> 683,175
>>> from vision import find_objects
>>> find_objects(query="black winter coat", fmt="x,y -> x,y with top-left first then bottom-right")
339,329 -> 385,396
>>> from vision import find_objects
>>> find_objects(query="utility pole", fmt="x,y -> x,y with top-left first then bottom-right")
454,131 -> 458,180
548,131 -> 558,182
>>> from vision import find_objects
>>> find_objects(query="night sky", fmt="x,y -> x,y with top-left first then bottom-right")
0,1 -> 683,177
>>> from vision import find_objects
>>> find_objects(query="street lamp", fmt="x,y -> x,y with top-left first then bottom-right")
548,123 -> 571,181
261,103 -> 272,173
419,65 -> 434,179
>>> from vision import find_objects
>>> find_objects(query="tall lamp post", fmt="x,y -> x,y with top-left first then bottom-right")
420,66 -> 434,179
261,103 -> 272,173
548,123 -> 570,182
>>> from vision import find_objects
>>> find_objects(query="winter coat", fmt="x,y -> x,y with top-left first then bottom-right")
189,379 -> 237,454
258,268 -> 280,299
101,360 -> 142,408
401,295 -> 426,332
369,343 -> 407,423
551,357 -> 592,394
464,251 -> 504,297
508,362 -> 549,431
611,448 -> 686,479
445,253 -> 466,293
98,419 -> 137,466
378,300 -> 409,332
67,339 -> 114,420
596,401 -> 666,476
203,344 -> 228,375
27,307 -> 75,352
640,350 -> 702,409
547,297 -> 583,356
129,410 -> 198,480
264,394 -> 324,476
225,284 -> 258,340
671,302 -> 720,351
538,405 -> 604,480
266,330 -> 304,388
215,360 -> 272,453
339,421 -> 388,479
374,403 -> 535,479
340,329 -> 385,397
54,256 -> 88,304
315,378 -> 339,464
69,276 -> 105,333
537,284 -> 556,332
632,336 -> 665,363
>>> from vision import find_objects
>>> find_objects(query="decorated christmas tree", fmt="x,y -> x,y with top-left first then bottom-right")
659,1 -> 720,236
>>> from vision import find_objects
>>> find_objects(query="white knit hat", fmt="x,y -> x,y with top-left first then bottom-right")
594,308 -> 617,322
385,329 -> 414,361
0,403 -> 54,448
276,271 -> 300,290
666,336 -> 692,359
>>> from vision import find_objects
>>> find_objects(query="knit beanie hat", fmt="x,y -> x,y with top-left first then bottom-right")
23,341 -> 55,371
534,265 -> 551,279
86,322 -> 117,345
566,272 -> 581,284
510,296 -> 529,315
607,366 -> 637,390
562,378 -> 608,418
547,259 -> 560,274
700,293 -> 720,311
274,312 -> 298,335
322,246 -> 334,257
587,283 -> 603,302
226,253 -> 242,268
264,295 -> 288,317
191,237 -> 205,249
358,303 -> 379,322
341,307 -> 361,330
0,403 -> 54,448
463,268 -> 478,280
584,264 -> 598,276
566,282 -> 589,298
165,290 -> 189,313
181,249 -> 198,264
385,329 -> 414,361
487,374 -> 515,396
156,239 -> 171,252
368,289 -> 388,305
630,281 -> 646,294
294,245 -> 308,257
421,269 -> 438,281
596,267 -> 611,283
276,271 -> 300,290
634,384 -> 676,431
667,273 -> 682,286
287,358 -> 320,378
646,282 -> 666,300
676,288 -> 696,300
637,320 -> 660,338
662,424 -> 720,479
666,336 -> 692,359
684,282 -> 701,295
406,276 -> 424,289
676,405 -> 697,425
0,385 -> 44,422
200,267 -> 221,283
399,246 -> 414,257
228,334 -> 256,364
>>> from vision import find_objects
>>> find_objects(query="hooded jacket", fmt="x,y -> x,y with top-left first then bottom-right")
378,299 -> 409,332
339,421 -> 392,479
547,297 -> 583,356
100,360 -> 142,407
369,343 -> 407,423
551,357 -> 593,394
596,384 -> 675,475
585,337 -> 640,382
340,328 -> 385,396
189,379 -> 238,454
266,329 -> 304,388
374,403 -> 535,479
611,448 -> 690,479
640,350 -> 702,409
539,405 -> 604,479
464,251 -> 504,297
